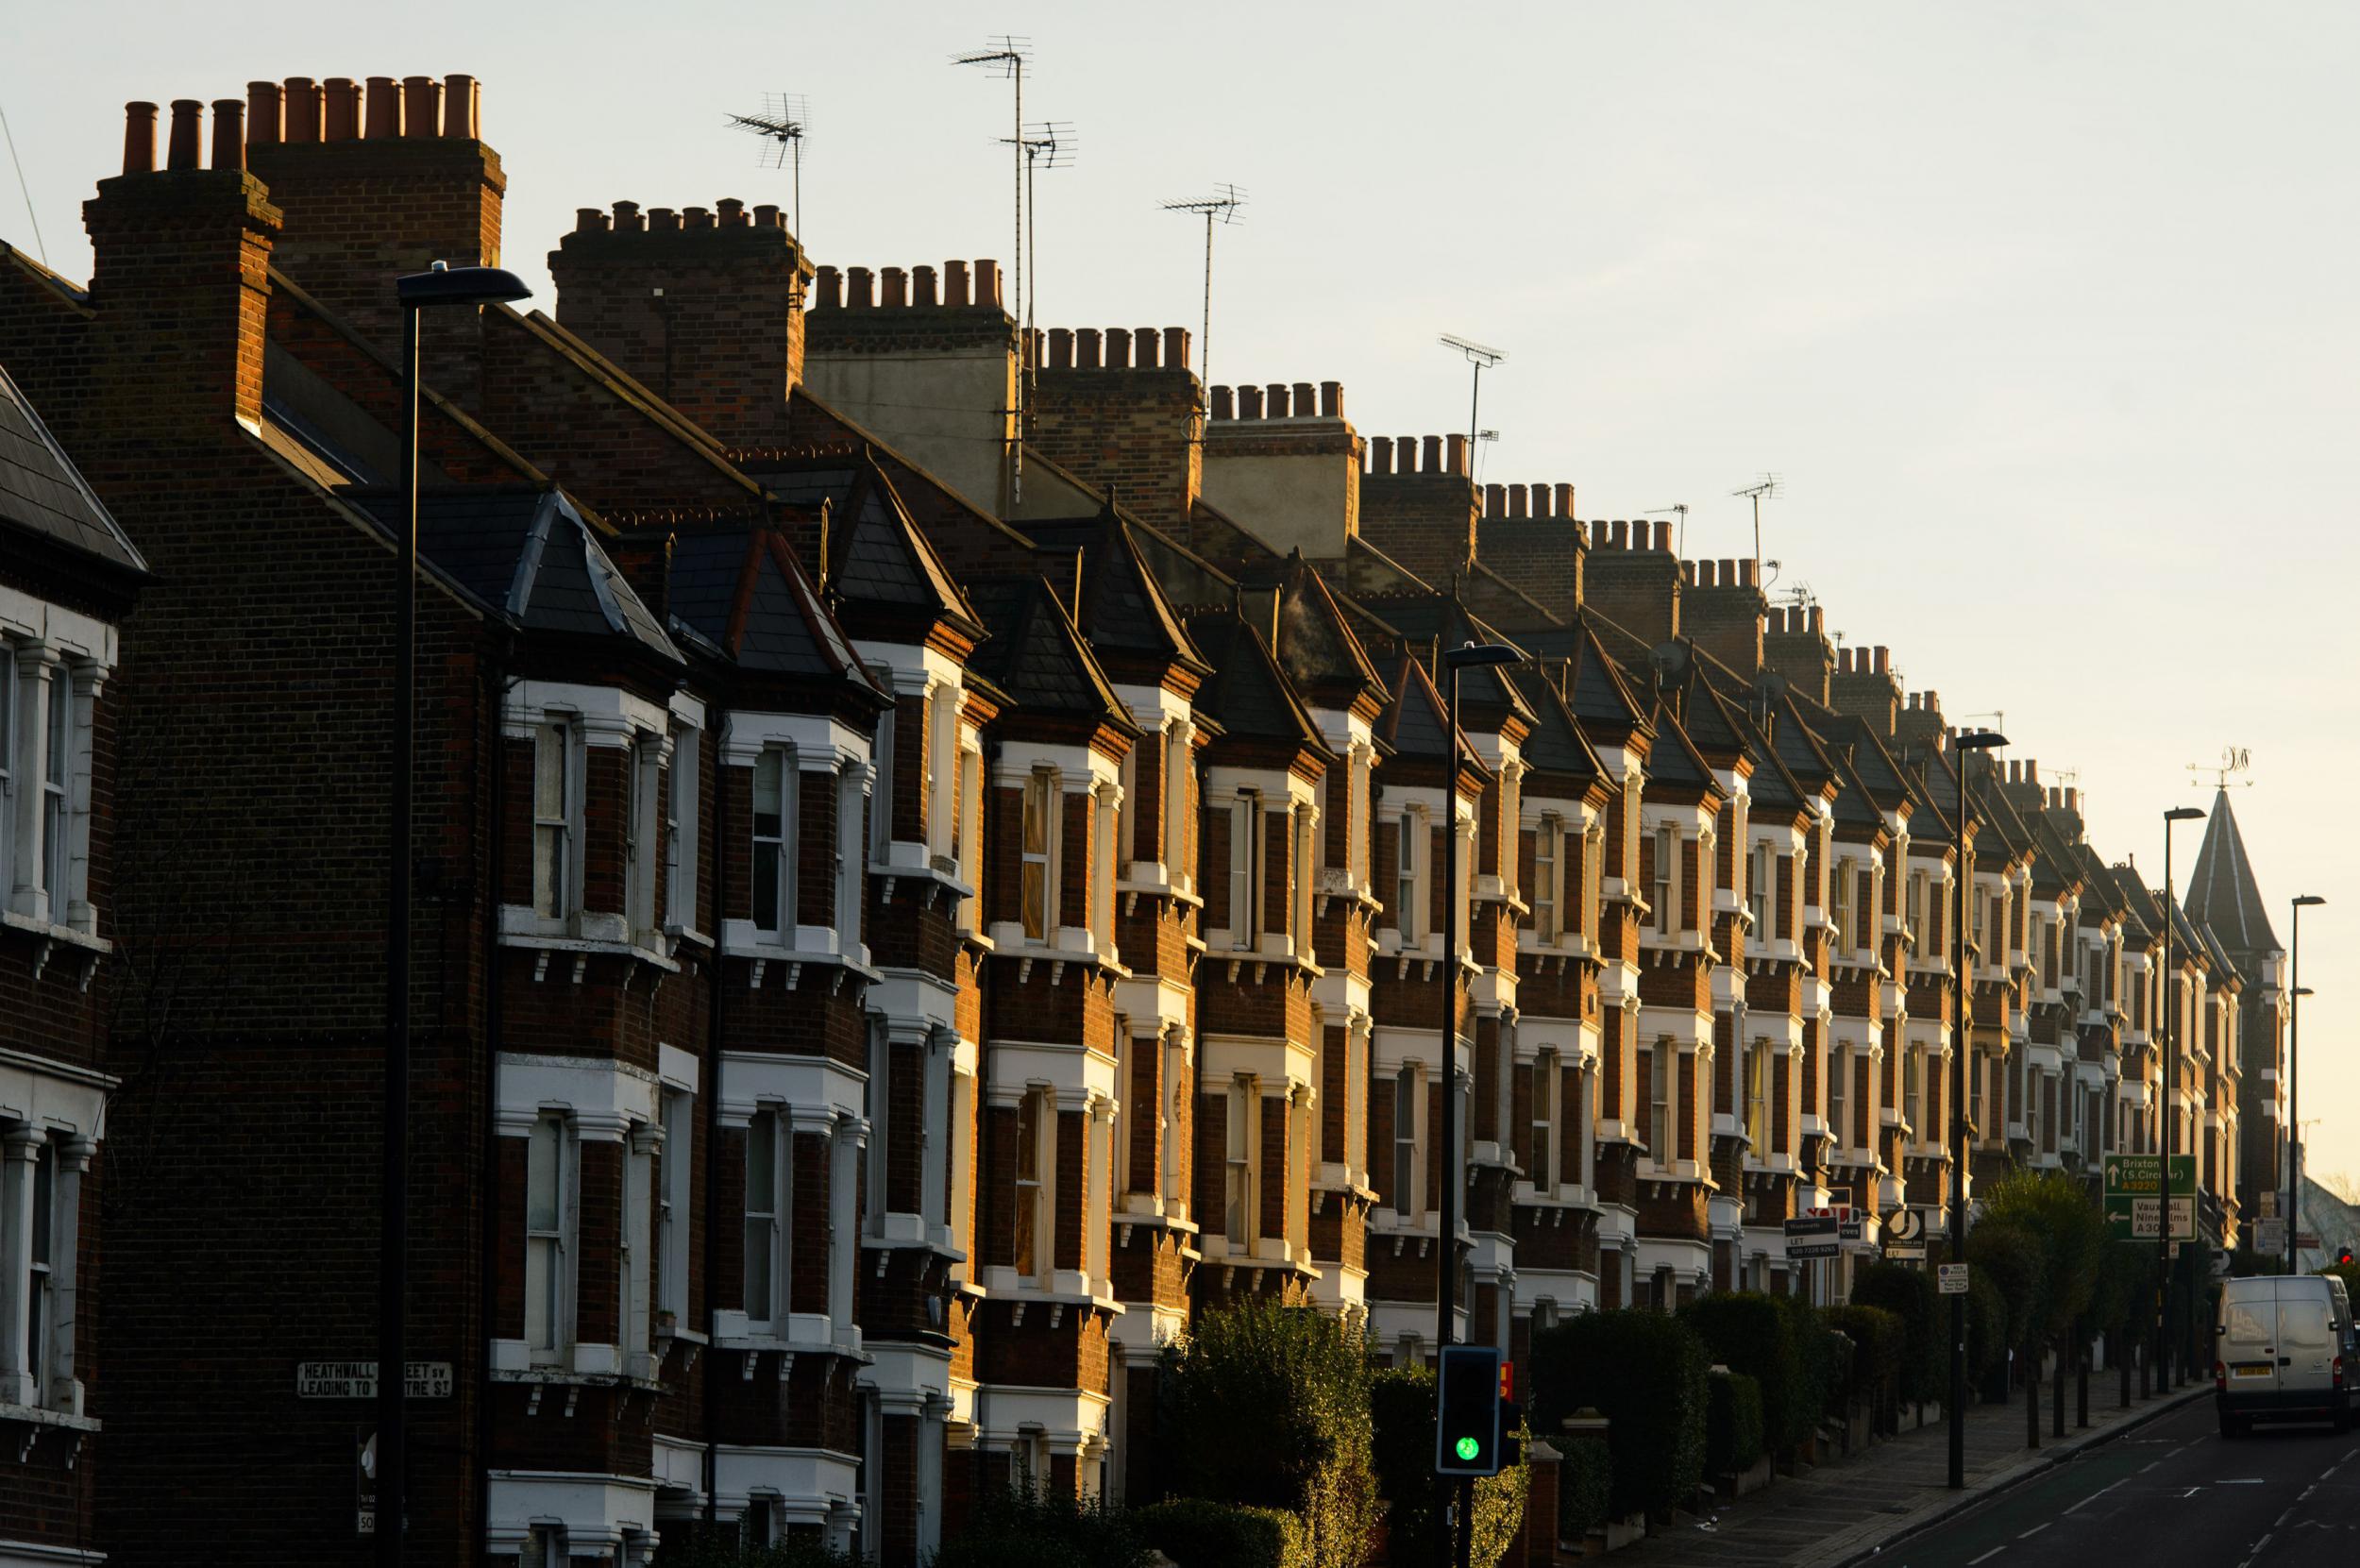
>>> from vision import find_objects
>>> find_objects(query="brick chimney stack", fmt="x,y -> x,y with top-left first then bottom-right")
246,74 -> 505,357
1894,689 -> 1946,757
83,97 -> 282,433
1828,642 -> 1902,737
1762,604 -> 1834,707
1580,519 -> 1681,647
1680,557 -> 1765,675
1357,433 -> 1478,588
549,197 -> 814,447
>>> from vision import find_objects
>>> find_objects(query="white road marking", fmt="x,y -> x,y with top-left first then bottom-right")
1969,1548 -> 2006,1565
2065,1479 -> 2126,1514
2179,1487 -> 2200,1498
2218,1477 -> 2264,1484
2141,1460 -> 2161,1473
2019,1524 -> 2050,1540
2300,1485 -> 2316,1499
2252,1533 -> 2273,1554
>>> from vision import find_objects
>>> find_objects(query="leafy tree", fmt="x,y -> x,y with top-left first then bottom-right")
1851,1263 -> 1945,1406
1679,1292 -> 1812,1455
1160,1299 -> 1379,1568
1978,1171 -> 2104,1355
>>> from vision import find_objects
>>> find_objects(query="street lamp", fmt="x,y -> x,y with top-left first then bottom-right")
2156,805 -> 2203,1392
2287,896 -> 2324,1273
382,261 -> 530,1568
1947,729 -> 2006,1489
1436,640 -> 1518,1568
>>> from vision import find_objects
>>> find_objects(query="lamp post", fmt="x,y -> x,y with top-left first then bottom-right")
2287,897 -> 2324,1273
1438,640 -> 1519,1568
2156,806 -> 2203,1392
383,261 -> 530,1567
1947,730 -> 2006,1489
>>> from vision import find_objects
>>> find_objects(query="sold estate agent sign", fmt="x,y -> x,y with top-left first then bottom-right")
296,1360 -> 454,1400
2101,1155 -> 2196,1241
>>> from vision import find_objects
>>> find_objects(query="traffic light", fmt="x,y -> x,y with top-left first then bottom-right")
1436,1345 -> 1504,1476
2340,1246 -> 2354,1268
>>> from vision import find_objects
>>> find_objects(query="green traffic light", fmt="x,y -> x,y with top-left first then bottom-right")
1455,1436 -> 1480,1461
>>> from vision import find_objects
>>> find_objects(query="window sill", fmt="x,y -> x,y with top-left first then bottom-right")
0,1402 -> 97,1434
0,911 -> 109,953
492,1364 -> 667,1393
655,1322 -> 708,1347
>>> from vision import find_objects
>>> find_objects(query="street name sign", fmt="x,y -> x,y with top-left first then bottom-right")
2102,1155 -> 2196,1241
297,1360 -> 454,1400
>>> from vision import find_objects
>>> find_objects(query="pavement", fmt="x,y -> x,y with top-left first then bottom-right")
1596,1374 -> 2215,1568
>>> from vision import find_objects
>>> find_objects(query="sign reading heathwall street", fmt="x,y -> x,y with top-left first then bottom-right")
296,1361 -> 454,1400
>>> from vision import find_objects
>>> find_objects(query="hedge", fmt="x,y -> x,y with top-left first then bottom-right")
1531,1309 -> 1709,1521
1161,1300 -> 1379,1568
931,1486 -> 1154,1568
1851,1262 -> 1944,1406
1965,1265 -> 2007,1391
1774,1291 -> 1846,1436
1556,1435 -> 1612,1541
1705,1370 -> 1764,1476
1679,1292 -> 1809,1456
1133,1497 -> 1305,1568
1823,1304 -> 1903,1421
1370,1364 -> 1529,1568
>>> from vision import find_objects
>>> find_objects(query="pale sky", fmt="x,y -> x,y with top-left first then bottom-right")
9,2 -> 2357,1181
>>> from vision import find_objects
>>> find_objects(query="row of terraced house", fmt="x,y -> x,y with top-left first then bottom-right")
0,74 -> 2298,1567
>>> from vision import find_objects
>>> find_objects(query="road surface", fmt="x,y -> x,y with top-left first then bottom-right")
1882,1397 -> 2359,1568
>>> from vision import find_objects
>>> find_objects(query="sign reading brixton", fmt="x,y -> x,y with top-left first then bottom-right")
296,1361 -> 455,1400
2101,1155 -> 2197,1241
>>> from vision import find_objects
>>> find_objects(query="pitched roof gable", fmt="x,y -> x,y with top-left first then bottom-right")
2182,789 -> 2280,956
0,361 -> 146,575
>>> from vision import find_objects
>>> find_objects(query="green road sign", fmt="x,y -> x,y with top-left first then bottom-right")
2102,1155 -> 2197,1240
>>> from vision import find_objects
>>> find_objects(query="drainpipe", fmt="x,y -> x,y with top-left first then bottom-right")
477,633 -> 517,1559
703,708 -> 732,1532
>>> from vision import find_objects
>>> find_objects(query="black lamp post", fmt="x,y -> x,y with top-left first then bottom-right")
382,261 -> 530,1567
1437,640 -> 1519,1568
1947,730 -> 2005,1489
2156,805 -> 2203,1391
2287,897 -> 2323,1273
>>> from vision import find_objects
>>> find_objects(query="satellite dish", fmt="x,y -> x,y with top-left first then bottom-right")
1648,641 -> 1689,691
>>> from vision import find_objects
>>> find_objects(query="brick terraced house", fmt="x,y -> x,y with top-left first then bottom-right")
0,69 -> 2290,1566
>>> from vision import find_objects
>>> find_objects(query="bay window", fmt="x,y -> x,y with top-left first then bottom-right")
1830,856 -> 1853,951
1291,803 -> 1314,959
39,676 -> 64,918
751,749 -> 796,936
666,724 -> 698,927
656,1088 -> 690,1322
1747,843 -> 1770,934
1904,1050 -> 1924,1140
869,680 -> 896,861
1528,1051 -> 1557,1196
1224,1077 -> 1258,1251
531,719 -> 579,920
1829,1044 -> 1849,1149
1230,790 -> 1261,950
524,1112 -> 576,1363
1392,1068 -> 1421,1220
624,736 -> 657,940
1745,1040 -> 1769,1150
1020,769 -> 1054,942
1533,815 -> 1560,943
742,1109 -> 784,1327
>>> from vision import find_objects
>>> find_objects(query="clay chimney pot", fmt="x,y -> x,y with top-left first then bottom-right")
684,206 -> 713,230
1485,483 -> 1507,517
944,260 -> 970,307
1370,435 -> 1392,474
1105,328 -> 1131,368
1239,385 -> 1264,418
364,77 -> 401,139
846,264 -> 874,307
974,259 -> 1002,307
282,78 -> 323,143
1321,380 -> 1342,417
401,76 -> 439,137
717,198 -> 748,227
1212,385 -> 1236,420
812,263 -> 841,309
444,75 -> 480,138
1135,327 -> 1160,370
245,82 -> 282,146
1266,381 -> 1289,417
122,102 -> 159,175
1078,328 -> 1102,369
1163,326 -> 1189,372
165,99 -> 202,170
912,263 -> 937,306
1291,381 -> 1315,416
324,78 -> 360,141
752,203 -> 780,228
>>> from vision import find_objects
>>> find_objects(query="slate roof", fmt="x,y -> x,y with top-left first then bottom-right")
0,361 -> 146,575
1509,666 -> 1606,788
966,574 -> 1133,729
662,526 -> 882,691
1187,609 -> 1329,756
1025,506 -> 1208,678
2183,789 -> 2280,958
1365,595 -> 1536,729
1376,651 -> 1486,778
349,486 -> 679,664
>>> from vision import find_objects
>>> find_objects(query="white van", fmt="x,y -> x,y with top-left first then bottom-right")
2214,1275 -> 2352,1437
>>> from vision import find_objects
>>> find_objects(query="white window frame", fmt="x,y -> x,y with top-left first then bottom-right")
1747,843 -> 1771,934
1745,1039 -> 1769,1151
666,724 -> 698,931
0,648 -> 12,901
1224,1076 -> 1258,1251
531,718 -> 582,921
1397,806 -> 1422,942
1653,825 -> 1676,936
624,735 -> 658,940
1904,1050 -> 1924,1142
1534,814 -> 1560,944
1648,1039 -> 1674,1169
524,1111 -> 577,1365
38,674 -> 65,919
1231,789 -> 1261,951
1529,1050 -> 1557,1197
743,1107 -> 786,1330
1392,1066 -> 1422,1221
869,678 -> 896,863
751,748 -> 797,937
1291,803 -> 1315,960
1829,1043 -> 1849,1151
1020,768 -> 1057,943
657,1087 -> 691,1321
1014,1087 -> 1052,1281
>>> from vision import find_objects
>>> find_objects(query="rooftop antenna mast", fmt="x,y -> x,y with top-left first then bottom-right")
1475,429 -> 1499,484
1440,335 -> 1506,483
1162,184 -> 1245,387
1732,474 -> 1782,564
1644,503 -> 1691,559
2189,746 -> 2255,792
1003,120 -> 1073,429
956,36 -> 1034,501
725,93 -> 809,240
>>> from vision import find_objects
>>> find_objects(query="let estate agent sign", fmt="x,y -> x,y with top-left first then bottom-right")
296,1360 -> 455,1400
